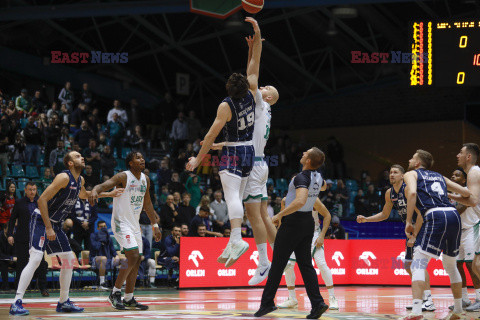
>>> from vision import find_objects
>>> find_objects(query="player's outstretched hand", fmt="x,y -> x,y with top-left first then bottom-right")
245,17 -> 260,33
245,36 -> 265,49
356,215 -> 367,223
112,188 -> 124,198
186,157 -> 199,171
154,226 -> 162,242
46,227 -> 56,241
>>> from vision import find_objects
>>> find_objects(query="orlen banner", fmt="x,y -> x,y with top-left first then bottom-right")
180,238 -> 471,288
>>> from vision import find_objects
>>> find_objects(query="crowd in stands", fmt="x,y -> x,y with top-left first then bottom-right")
0,82 -> 395,290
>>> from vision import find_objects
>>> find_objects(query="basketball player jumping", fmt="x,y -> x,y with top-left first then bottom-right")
357,164 -> 435,312
208,17 -> 279,283
10,151 -> 122,316
90,152 -> 162,310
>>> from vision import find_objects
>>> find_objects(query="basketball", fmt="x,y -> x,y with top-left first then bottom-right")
242,0 -> 264,14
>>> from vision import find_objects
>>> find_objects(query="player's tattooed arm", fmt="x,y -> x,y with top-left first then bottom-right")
89,172 -> 127,205
79,176 -> 124,202
447,170 -> 480,207
357,188 -> 393,223
38,173 -> 69,240
144,176 -> 162,242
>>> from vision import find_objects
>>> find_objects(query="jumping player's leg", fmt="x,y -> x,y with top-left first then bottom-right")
260,200 -> 277,246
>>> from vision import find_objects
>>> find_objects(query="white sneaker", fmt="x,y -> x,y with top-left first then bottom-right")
465,299 -> 480,311
225,240 -> 249,268
248,263 -> 271,286
400,314 -> 423,320
449,299 -> 471,311
422,299 -> 436,311
328,296 -> 339,310
277,297 -> 298,309
217,242 -> 232,264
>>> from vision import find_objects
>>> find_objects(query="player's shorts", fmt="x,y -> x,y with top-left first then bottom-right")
29,209 -> 72,255
219,144 -> 254,178
457,226 -> 478,261
243,159 -> 268,203
416,207 -> 461,259
112,223 -> 143,255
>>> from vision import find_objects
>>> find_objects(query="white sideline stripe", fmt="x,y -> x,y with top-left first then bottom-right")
242,0 -> 263,9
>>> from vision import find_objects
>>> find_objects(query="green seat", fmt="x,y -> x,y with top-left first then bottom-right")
121,148 -> 131,159
26,166 -> 39,179
11,165 -> 25,178
115,159 -> 126,171
17,178 -> 29,191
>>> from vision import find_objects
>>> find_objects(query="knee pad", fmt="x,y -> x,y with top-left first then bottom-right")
443,254 -> 462,284
28,250 -> 44,267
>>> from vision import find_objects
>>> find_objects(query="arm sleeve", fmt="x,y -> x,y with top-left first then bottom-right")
293,172 -> 310,189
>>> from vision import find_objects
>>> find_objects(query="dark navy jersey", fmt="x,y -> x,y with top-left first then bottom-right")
222,91 -> 255,143
390,183 -> 417,224
415,168 -> 453,216
48,170 -> 81,224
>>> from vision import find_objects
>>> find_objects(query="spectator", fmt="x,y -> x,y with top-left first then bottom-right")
223,228 -> 231,237
196,195 -> 214,215
31,90 -> 46,114
361,175 -> 373,193
107,113 -> 124,158
6,100 -> 18,120
43,116 -> 61,164
159,186 -> 169,205
107,99 -> 128,125
0,182 -> 16,226
49,139 -> 67,175
186,174 -> 201,209
174,149 -> 188,172
83,164 -> 100,189
71,194 -> 97,251
189,206 -> 222,237
70,103 -> 88,134
157,159 -> 172,188
88,108 -> 101,135
366,184 -> 381,213
58,81 -> 74,111
39,168 -> 53,192
74,120 -> 94,150
7,182 -> 48,296
168,172 -> 185,195
172,192 -> 181,207
15,89 -> 30,114
273,197 -> 282,215
377,169 -> 391,207
100,145 -> 116,179
97,132 -> 108,152
79,83 -> 93,106
187,110 -> 201,142
36,113 -> 48,131
139,235 -> 156,288
354,189 -> 369,216
180,223 -> 189,237
61,218 -> 83,258
46,101 -> 59,119
326,136 -> 345,179
23,116 -> 42,165
209,167 -> 222,193
160,194 -> 178,237
334,179 -> 349,210
170,112 -> 188,155
144,169 -> 158,207
84,138 -> 101,175
90,220 -> 126,290
161,225 -> 180,272
129,98 -> 139,129
210,191 -> 228,229
331,194 -> 344,217
130,125 -> 147,156
0,125 -> 9,183
326,215 -> 346,239
0,224 -> 15,290
177,193 -> 195,226
13,133 -> 26,164
196,224 -> 207,237
205,187 -> 213,201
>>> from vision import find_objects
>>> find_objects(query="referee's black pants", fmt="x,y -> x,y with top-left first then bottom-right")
261,211 -> 324,307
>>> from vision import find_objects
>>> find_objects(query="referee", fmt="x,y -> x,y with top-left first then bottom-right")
254,147 -> 329,319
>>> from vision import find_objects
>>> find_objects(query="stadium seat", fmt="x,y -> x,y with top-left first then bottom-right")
149,172 -> 158,184
121,148 -> 131,159
11,165 -> 25,178
346,179 -> 358,192
17,178 -> 29,191
38,156 -> 44,166
40,166 -> 46,178
267,178 -> 274,187
276,178 -> 288,195
115,159 -> 126,171
26,166 -> 39,179
19,118 -> 28,129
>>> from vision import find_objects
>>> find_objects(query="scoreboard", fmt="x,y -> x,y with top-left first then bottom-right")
410,20 -> 480,86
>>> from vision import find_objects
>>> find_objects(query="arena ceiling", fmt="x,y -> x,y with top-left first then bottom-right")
0,0 -> 479,110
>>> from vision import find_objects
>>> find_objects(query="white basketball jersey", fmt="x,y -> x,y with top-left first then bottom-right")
469,165 -> 480,220
253,89 -> 271,157
112,170 -> 147,232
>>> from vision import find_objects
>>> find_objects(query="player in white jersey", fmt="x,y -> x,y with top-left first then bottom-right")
91,152 -> 161,311
276,185 -> 338,310
451,144 -> 480,312
449,168 -> 480,312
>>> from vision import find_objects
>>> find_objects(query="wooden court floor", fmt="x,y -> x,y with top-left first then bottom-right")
0,286 -> 479,319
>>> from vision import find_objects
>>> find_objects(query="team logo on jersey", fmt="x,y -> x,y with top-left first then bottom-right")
313,182 -> 320,192
39,236 -> 45,247
126,235 -> 131,244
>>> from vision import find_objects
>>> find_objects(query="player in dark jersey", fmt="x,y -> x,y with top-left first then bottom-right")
356,164 -> 435,312
186,18 -> 264,268
10,151 -> 122,316
402,150 -> 472,320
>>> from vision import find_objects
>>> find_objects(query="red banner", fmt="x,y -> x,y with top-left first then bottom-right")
179,238 -> 471,288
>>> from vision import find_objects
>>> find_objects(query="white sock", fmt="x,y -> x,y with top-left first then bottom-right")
462,287 -> 469,301
100,276 -> 105,284
59,266 -> 73,303
112,286 -> 121,293
476,288 -> 480,300
124,292 -> 133,301
150,276 -> 155,283
288,289 -> 296,300
423,289 -> 432,301
13,253 -> 42,303
412,299 -> 422,314
328,287 -> 335,297
230,228 -> 242,244
257,243 -> 269,266
454,298 -> 462,314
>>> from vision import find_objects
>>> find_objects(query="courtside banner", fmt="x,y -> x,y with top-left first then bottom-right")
180,238 -> 470,288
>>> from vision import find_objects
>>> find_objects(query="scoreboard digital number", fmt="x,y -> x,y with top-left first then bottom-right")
410,20 -> 480,86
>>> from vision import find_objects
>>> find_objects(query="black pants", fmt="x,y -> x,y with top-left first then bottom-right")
15,242 -> 47,291
73,225 -> 92,251
0,260 -> 16,286
261,211 -> 324,307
